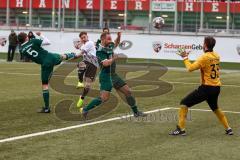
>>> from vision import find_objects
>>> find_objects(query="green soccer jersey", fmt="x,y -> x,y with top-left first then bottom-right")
96,40 -> 116,74
19,39 -> 52,65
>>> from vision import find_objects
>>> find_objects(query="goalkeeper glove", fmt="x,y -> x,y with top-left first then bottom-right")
176,48 -> 190,60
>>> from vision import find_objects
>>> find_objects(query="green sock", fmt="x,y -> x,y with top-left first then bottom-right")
64,53 -> 75,60
42,89 -> 49,109
84,97 -> 102,112
126,95 -> 139,114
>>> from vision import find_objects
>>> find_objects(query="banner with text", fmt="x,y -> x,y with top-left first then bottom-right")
0,31 -> 240,63
152,1 -> 176,12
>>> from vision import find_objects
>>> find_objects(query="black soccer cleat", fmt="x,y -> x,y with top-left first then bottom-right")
169,125 -> 186,136
37,107 -> 51,113
225,128 -> 233,135
134,111 -> 147,117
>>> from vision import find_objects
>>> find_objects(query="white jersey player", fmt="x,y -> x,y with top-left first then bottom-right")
74,32 -> 99,108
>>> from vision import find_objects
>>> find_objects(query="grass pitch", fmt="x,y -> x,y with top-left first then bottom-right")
1,60 -> 240,160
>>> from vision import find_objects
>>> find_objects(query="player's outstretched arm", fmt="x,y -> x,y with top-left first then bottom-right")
183,59 -> 201,72
176,48 -> 201,72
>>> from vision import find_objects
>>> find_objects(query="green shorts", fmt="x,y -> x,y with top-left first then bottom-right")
41,53 -> 62,84
99,72 -> 112,92
111,73 -> 126,89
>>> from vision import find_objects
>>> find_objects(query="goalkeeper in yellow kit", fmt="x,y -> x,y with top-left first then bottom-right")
169,36 -> 233,136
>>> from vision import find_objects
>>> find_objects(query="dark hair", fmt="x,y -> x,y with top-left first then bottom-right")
18,32 -> 28,44
79,32 -> 87,38
100,32 -> 110,40
204,36 -> 216,51
102,27 -> 109,33
28,31 -> 35,40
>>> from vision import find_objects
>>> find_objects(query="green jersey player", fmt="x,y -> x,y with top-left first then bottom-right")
80,32 -> 146,118
18,32 -> 78,113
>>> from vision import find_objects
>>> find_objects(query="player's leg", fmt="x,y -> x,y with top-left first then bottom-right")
80,91 -> 110,118
76,61 -> 86,89
207,87 -> 233,135
80,73 -> 112,117
77,77 -> 94,107
38,65 -> 53,113
117,84 -> 146,117
7,45 -> 11,61
10,46 -> 16,61
170,85 -> 208,136
77,62 -> 97,107
111,73 -> 146,117
61,52 -> 81,60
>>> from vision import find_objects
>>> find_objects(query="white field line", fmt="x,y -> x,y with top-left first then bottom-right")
0,71 -> 240,88
0,107 -> 171,143
170,107 -> 240,114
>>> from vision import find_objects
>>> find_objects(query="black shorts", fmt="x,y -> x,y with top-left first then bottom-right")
111,73 -> 127,89
180,85 -> 220,111
78,61 -> 97,81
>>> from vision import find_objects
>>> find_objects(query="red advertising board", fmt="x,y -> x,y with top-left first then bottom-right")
0,0 -> 239,13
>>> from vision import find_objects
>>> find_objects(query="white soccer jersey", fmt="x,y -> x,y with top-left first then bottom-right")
80,40 -> 98,67
81,40 -> 96,56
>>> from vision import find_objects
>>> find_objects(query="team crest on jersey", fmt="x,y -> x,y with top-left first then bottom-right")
119,40 -> 133,50
152,41 -> 162,53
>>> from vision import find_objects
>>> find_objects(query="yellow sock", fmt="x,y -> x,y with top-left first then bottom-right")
178,105 -> 188,130
214,108 -> 230,129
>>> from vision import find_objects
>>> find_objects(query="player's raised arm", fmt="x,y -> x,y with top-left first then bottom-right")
177,48 -> 202,72
34,32 -> 51,46
114,32 -> 121,48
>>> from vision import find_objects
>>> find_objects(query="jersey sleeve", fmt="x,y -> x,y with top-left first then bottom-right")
184,55 -> 205,72
32,38 -> 43,47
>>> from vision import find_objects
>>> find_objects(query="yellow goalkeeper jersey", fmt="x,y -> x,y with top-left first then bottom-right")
183,51 -> 221,86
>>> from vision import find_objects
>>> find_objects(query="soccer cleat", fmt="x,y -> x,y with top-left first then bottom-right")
169,125 -> 186,136
134,111 -> 147,117
76,82 -> 84,89
80,107 -> 88,119
225,128 -> 233,135
77,97 -> 84,108
37,107 -> 51,113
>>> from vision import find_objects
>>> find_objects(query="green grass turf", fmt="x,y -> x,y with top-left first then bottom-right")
1,62 -> 240,160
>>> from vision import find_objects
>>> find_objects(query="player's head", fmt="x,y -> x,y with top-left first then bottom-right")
203,36 -> 216,52
18,32 -> 28,45
79,32 -> 88,43
103,27 -> 110,33
28,31 -> 35,39
101,32 -> 112,46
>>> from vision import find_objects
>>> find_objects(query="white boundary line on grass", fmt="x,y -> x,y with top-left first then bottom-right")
170,107 -> 240,114
0,107 -> 171,144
